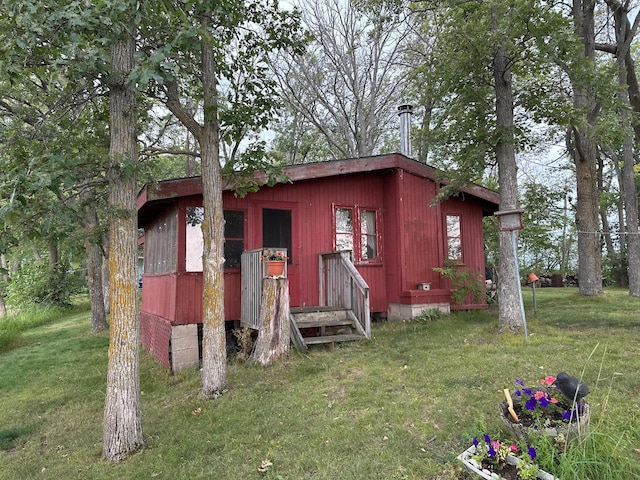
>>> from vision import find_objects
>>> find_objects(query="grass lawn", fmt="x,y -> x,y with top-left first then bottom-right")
1,288 -> 639,479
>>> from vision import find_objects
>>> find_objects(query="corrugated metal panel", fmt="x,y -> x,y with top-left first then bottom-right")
241,249 -> 263,329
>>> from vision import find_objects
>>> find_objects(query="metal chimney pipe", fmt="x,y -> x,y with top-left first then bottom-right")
398,104 -> 413,157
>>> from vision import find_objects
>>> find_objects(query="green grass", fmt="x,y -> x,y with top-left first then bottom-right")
1,288 -> 639,479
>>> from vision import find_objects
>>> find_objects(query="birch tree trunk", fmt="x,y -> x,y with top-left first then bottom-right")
250,278 -> 290,366
200,14 -> 227,398
102,27 -> 144,462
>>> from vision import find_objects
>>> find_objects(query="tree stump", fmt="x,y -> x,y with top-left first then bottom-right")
250,278 -> 290,366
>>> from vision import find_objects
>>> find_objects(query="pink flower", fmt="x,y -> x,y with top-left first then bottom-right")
534,390 -> 547,401
509,444 -> 518,453
541,376 -> 556,386
550,397 -> 559,404
491,441 -> 500,449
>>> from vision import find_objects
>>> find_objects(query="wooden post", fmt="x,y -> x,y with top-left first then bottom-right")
250,278 -> 290,366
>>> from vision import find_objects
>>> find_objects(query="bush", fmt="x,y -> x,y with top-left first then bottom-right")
433,259 -> 485,305
6,261 -> 84,308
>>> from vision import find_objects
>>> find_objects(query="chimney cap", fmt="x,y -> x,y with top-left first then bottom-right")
398,104 -> 413,114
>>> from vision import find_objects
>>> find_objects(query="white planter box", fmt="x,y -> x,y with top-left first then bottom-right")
457,446 -> 557,480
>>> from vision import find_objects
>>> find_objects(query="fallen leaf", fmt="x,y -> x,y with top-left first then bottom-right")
433,424 -> 440,430
191,407 -> 202,416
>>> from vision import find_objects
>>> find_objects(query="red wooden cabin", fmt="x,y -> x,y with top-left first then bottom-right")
137,153 -> 500,371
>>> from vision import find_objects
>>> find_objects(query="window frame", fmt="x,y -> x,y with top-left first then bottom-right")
184,206 -> 246,272
223,209 -> 246,269
333,205 -> 382,264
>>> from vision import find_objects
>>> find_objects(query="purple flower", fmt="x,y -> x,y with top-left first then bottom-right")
515,390 -> 522,397
539,396 -> 549,408
525,397 -> 537,411
483,433 -> 491,444
516,378 -> 524,386
523,388 -> 532,396
488,444 -> 497,458
473,437 -> 479,447
528,446 -> 537,461
562,410 -> 572,420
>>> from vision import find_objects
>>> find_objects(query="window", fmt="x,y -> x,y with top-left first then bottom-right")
224,210 -> 244,268
446,214 -> 462,260
185,207 -> 245,271
144,209 -> 177,274
335,208 -> 354,252
361,210 -> 378,259
335,206 -> 380,262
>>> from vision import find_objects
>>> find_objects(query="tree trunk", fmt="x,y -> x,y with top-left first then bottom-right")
609,1 -> 640,296
102,235 -> 111,315
0,253 -> 7,316
493,39 -> 524,332
598,151 -> 623,285
250,278 -> 290,366
569,0 -> 603,296
102,28 -> 144,462
48,243 -> 59,266
81,199 -> 108,332
199,14 -> 227,398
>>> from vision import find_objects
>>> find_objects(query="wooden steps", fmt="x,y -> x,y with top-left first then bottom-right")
304,334 -> 365,345
289,306 -> 367,352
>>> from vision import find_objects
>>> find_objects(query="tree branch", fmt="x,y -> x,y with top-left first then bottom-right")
163,80 -> 203,141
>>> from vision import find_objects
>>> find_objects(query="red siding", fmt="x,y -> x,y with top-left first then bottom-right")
141,274 -> 177,320
225,172 -> 388,313
399,171 -> 443,292
139,156 -> 496,331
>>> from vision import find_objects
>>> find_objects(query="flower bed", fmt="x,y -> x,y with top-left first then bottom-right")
458,436 -> 557,480
499,377 -> 589,443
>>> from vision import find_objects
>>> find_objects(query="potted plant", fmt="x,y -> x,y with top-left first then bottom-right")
261,249 -> 288,277
458,434 -> 557,480
499,375 -> 589,443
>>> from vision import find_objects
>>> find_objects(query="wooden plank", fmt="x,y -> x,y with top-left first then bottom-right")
304,334 -> 365,345
289,315 -> 308,353
292,317 -> 354,328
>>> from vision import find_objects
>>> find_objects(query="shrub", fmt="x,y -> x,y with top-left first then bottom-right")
6,261 -> 84,308
433,259 -> 485,305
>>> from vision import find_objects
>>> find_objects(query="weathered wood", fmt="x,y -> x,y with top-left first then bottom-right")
250,278 -> 290,365
318,252 -> 371,338
289,315 -> 308,353
304,333 -> 366,345
291,308 -> 351,328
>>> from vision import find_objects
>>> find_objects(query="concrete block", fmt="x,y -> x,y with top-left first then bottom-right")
171,324 -> 199,372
